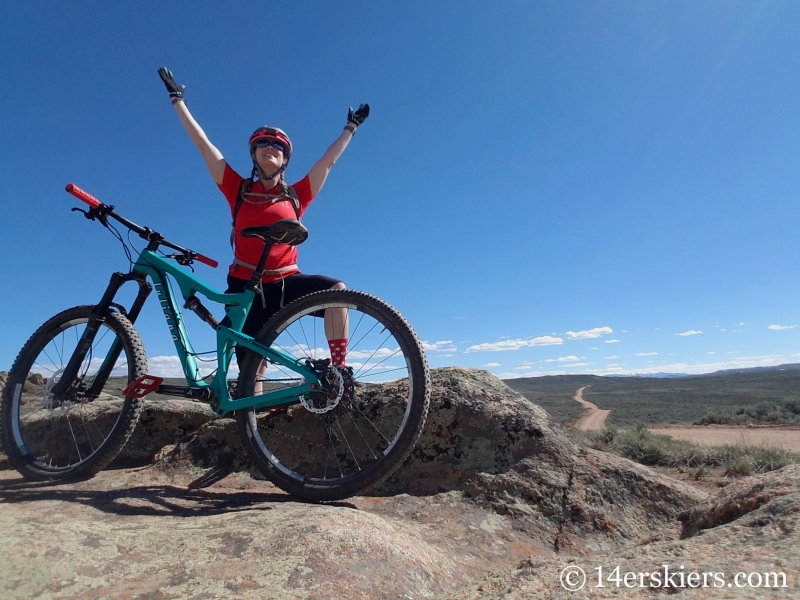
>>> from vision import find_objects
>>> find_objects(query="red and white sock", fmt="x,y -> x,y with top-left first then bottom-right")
328,338 -> 348,368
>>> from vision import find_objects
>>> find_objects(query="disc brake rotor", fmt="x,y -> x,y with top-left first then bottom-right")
300,365 -> 345,414
42,369 -> 63,410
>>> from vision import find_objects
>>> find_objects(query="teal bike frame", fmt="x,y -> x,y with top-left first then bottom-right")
55,186 -> 322,417
131,249 -> 323,417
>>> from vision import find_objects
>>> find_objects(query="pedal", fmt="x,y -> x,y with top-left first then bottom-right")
123,375 -> 164,398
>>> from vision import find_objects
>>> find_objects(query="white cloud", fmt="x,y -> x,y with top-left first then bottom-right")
676,330 -> 703,337
466,339 -> 527,353
543,355 -> 580,363
482,362 -> 501,367
465,335 -> 563,353
604,355 -> 618,359
421,340 -> 458,352
529,336 -> 565,346
604,339 -> 620,344
735,322 -> 745,326
148,355 -> 227,378
768,325 -> 797,331
347,347 -> 400,360
708,352 -> 716,355
584,354 -> 786,377
635,352 -> 658,357
565,327 -> 613,340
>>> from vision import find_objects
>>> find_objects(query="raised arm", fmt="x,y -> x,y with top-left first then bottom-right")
308,104 -> 370,197
158,68 -> 226,185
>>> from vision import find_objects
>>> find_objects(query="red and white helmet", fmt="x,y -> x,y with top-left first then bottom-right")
249,126 -> 292,159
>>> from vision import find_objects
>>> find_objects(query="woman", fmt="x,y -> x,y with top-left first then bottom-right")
157,67 -> 369,369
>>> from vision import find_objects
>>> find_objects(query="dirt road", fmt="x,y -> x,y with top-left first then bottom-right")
649,424 -> 800,452
572,386 -> 611,431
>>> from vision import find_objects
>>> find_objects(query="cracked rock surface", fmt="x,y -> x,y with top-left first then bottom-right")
1,368 -> 796,598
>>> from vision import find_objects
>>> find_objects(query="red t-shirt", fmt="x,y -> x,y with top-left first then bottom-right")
217,163 -> 314,283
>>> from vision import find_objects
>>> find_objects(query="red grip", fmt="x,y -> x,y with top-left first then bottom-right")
195,252 -> 218,269
65,183 -> 102,209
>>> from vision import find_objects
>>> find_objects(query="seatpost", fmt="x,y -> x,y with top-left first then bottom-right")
246,242 -> 274,294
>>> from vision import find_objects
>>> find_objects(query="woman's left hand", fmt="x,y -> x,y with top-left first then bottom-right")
347,104 -> 370,126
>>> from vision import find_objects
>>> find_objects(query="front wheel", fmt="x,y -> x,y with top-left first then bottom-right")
236,289 -> 430,502
0,305 -> 148,481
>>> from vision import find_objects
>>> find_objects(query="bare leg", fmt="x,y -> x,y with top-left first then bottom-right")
255,360 -> 266,395
324,282 -> 349,347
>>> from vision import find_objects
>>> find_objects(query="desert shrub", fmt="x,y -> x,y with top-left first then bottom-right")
573,427 -> 799,476
744,445 -> 796,473
597,423 -> 704,468
695,412 -> 728,425
723,457 -> 753,477
698,399 -> 800,425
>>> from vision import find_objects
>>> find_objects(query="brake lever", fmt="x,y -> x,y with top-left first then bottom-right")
71,204 -> 115,226
71,207 -> 91,219
165,253 -> 196,272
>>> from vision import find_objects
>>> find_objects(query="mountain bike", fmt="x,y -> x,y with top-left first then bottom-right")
0,184 -> 430,501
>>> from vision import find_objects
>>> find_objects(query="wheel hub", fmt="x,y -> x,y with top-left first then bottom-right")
301,365 -> 345,414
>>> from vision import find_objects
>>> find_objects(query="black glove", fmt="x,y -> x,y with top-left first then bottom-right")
347,103 -> 370,126
158,67 -> 185,99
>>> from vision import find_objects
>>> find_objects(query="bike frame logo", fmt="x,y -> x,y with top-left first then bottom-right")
154,281 -> 180,342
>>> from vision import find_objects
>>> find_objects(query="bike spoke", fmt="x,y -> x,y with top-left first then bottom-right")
344,406 -> 378,460
353,333 -> 396,379
325,425 -> 345,478
40,348 -> 61,373
347,311 -> 367,351
349,404 -> 392,445
65,416 -> 83,463
335,420 -> 360,471
353,348 -> 403,381
32,361 -> 59,376
77,411 -> 96,453
354,366 -> 408,380
349,320 -> 380,357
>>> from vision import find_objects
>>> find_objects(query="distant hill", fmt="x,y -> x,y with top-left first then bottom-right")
523,363 -> 800,380
699,362 -> 800,377
503,367 -> 800,427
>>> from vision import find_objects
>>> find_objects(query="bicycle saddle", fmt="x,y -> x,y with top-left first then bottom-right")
241,219 -> 308,246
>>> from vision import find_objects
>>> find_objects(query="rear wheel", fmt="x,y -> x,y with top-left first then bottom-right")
0,305 -> 147,481
236,289 -> 430,502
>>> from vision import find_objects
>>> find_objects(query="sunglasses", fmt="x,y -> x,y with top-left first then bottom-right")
253,139 -> 287,153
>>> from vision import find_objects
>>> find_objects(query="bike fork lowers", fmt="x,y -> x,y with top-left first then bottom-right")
50,271 -> 152,399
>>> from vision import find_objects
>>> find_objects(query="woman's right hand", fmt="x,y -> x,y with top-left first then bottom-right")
158,67 -> 185,100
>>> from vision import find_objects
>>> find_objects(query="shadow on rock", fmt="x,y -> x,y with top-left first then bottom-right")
0,475 -> 355,517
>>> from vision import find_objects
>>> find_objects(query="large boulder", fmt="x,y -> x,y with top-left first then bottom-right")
5,368 -> 798,599
441,465 -> 800,598
157,368 -> 702,553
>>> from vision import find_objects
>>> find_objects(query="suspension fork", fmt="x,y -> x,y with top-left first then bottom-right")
51,272 -> 152,399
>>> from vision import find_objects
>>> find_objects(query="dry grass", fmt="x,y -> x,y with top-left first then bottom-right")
574,424 -> 800,477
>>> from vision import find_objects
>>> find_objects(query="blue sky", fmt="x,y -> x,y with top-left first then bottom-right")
2,1 -> 800,377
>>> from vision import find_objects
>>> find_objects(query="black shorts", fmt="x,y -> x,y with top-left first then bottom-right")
224,272 -> 342,338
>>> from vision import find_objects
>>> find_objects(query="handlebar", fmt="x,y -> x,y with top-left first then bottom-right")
66,183 -> 102,209
64,183 -> 218,269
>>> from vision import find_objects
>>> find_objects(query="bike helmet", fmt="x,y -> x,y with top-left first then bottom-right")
249,126 -> 292,181
249,126 -> 292,158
